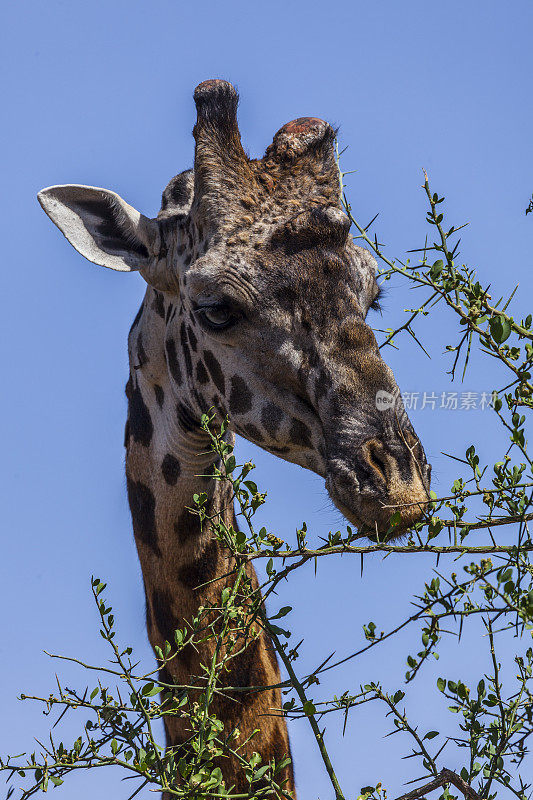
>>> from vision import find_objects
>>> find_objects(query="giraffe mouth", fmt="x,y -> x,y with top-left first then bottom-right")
325,467 -> 429,540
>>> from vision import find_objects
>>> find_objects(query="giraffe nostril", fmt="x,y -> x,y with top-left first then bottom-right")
362,440 -> 389,483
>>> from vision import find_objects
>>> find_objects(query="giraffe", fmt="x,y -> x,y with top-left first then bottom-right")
38,79 -> 431,796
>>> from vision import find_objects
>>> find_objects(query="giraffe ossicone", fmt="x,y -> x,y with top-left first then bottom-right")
38,78 -> 431,795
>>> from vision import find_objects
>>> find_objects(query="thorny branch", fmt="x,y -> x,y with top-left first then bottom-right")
2,174 -> 533,800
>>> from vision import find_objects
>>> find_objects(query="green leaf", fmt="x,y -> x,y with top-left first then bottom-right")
271,606 -> 292,620
252,765 -> 270,782
224,455 -> 236,474
430,259 -> 444,280
303,700 -> 316,716
489,314 -> 511,344
424,730 -> 439,740
144,684 -> 163,697
437,677 -> 446,692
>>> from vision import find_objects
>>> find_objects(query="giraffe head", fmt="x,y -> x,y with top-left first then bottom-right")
38,79 -> 430,537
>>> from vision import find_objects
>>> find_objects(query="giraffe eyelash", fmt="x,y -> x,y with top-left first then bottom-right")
370,285 -> 384,312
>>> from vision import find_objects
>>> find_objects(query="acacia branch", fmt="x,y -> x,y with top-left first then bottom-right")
393,768 -> 481,800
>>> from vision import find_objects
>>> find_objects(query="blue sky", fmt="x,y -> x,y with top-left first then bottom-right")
2,1 -> 532,797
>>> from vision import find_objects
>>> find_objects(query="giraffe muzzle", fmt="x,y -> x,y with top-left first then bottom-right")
325,434 -> 431,538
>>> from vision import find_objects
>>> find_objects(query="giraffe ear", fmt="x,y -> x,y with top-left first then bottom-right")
37,185 -> 158,273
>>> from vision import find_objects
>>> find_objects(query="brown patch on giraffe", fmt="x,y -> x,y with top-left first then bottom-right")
158,665 -> 174,690
152,291 -> 166,319
123,419 -> 130,448
151,587 -> 177,646
261,402 -> 283,437
177,540 -> 220,590
154,384 -> 165,408
161,453 -> 181,486
143,580 -> 153,635
203,350 -> 225,394
196,359 -> 209,384
128,381 -> 153,446
127,478 -> 160,556
289,418 -> 313,448
242,423 -> 264,443
174,508 -> 202,544
180,322 -> 193,377
229,375 -> 253,414
165,338 -> 183,385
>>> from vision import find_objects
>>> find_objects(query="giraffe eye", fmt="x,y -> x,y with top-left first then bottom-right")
197,304 -> 239,331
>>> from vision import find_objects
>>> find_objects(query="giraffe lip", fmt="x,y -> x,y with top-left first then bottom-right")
329,492 -> 364,529
326,469 -> 421,539
325,471 -> 364,528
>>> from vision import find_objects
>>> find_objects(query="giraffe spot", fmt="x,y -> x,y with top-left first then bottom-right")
152,291 -> 166,319
261,402 -> 283,437
151,588 -> 176,645
289,418 -> 313,448
229,375 -> 253,415
180,323 -> 193,378
187,324 -> 197,352
123,419 -> 130,448
158,665 -> 173,688
165,338 -> 183,385
127,478 -> 160,555
143,580 -> 152,634
196,360 -> 209,384
178,642 -> 196,671
193,389 -> 210,415
154,384 -> 165,408
128,381 -> 153,446
161,453 -> 181,485
203,350 -> 225,395
177,540 -> 219,589
174,508 -> 202,543
137,333 -> 148,367
183,253 -> 192,267
242,423 -> 264,443
176,402 -> 198,432
220,638 -> 267,710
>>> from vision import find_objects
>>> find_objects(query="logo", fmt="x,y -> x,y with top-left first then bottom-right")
375,390 -> 396,412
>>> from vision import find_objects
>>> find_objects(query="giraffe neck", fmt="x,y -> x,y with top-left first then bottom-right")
124,291 -> 294,791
